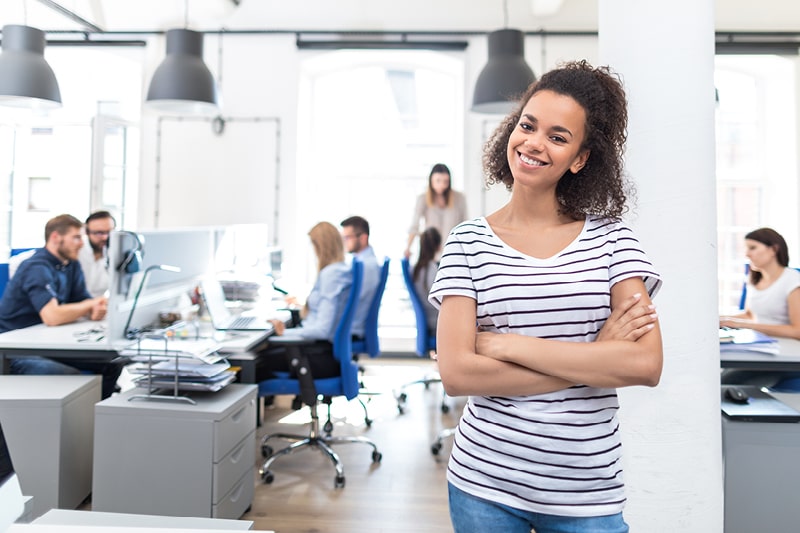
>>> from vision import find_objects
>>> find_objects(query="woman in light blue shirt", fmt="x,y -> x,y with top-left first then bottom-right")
258,222 -> 352,382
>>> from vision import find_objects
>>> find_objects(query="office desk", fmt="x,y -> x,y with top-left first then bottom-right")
720,337 -> 800,372
0,321 -> 121,374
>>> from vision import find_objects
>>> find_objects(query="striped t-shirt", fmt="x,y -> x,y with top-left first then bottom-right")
429,216 -> 661,517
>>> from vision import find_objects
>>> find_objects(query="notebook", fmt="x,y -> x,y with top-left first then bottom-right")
721,386 -> 800,423
200,279 -> 273,331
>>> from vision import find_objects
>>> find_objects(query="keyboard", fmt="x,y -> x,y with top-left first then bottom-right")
227,315 -> 257,329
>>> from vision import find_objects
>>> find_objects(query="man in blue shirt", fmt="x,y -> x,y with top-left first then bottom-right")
340,216 -> 381,340
0,214 -> 122,398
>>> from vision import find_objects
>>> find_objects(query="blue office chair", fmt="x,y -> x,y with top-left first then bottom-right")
0,263 -> 9,299
395,257 -> 447,415
257,259 -> 382,488
352,256 -> 390,358
351,257 -> 390,427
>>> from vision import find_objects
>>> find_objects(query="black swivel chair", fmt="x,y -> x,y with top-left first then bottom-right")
257,258 -> 382,488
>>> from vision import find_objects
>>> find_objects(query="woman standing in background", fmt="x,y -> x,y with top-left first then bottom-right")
404,163 -> 467,258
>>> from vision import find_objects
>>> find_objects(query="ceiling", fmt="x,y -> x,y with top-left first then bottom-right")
0,0 -> 799,37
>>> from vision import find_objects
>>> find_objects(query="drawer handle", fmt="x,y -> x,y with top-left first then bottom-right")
230,405 -> 248,422
229,441 -> 245,464
228,481 -> 244,503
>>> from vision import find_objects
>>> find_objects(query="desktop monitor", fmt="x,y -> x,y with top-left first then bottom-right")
107,228 -> 219,341
0,420 -> 25,530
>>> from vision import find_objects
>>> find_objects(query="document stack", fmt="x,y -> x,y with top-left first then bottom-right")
121,336 -> 237,402
719,328 -> 779,355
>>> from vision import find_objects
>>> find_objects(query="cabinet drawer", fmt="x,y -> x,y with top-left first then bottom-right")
213,395 -> 256,461
212,467 -> 255,520
213,429 -> 255,502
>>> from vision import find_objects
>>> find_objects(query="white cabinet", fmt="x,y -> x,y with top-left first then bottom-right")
92,384 -> 257,519
0,375 -> 101,519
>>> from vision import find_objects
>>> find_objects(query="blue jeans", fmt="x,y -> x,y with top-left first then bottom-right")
9,356 -> 125,399
448,483 -> 629,533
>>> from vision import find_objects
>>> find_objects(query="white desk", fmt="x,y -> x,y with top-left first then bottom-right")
30,509 -> 259,530
0,319 -> 276,386
0,375 -> 100,519
720,337 -> 800,371
0,321 -> 122,374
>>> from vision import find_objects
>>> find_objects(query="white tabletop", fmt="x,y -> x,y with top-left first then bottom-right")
0,320 -> 115,352
720,337 -> 800,370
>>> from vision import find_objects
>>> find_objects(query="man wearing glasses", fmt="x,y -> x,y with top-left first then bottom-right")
340,216 -> 381,339
78,210 -> 116,298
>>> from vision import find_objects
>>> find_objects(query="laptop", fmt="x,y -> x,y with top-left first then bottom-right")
200,279 -> 273,331
721,385 -> 800,423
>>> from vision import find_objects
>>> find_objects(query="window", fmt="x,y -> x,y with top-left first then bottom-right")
715,55 -> 797,313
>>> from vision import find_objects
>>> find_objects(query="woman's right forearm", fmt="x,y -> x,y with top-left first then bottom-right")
437,350 -> 574,397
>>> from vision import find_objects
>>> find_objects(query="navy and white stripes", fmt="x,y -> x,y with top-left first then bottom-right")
429,216 -> 661,517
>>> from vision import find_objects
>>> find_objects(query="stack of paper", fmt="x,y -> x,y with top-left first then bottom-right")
121,337 -> 237,392
719,328 -> 779,354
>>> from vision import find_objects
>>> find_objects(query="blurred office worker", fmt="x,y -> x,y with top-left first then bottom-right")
0,214 -> 123,398
340,216 -> 381,338
78,210 -> 116,298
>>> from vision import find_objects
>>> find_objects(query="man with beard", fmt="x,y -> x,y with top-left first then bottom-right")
78,210 -> 115,297
0,214 -> 123,398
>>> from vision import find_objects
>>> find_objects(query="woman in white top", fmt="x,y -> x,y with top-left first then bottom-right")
720,227 -> 800,339
404,163 -> 467,258
430,61 -> 662,533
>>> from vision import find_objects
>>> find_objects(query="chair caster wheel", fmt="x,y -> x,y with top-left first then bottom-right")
365,417 -> 373,427
431,442 -> 442,456
261,444 -> 273,458
262,470 -> 275,484
291,396 -> 303,410
372,450 -> 383,463
398,393 -> 408,403
323,420 -> 334,434
334,475 -> 345,488
441,404 -> 450,414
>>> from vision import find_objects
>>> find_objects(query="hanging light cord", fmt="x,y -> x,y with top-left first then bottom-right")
184,0 -> 189,28
503,0 -> 509,28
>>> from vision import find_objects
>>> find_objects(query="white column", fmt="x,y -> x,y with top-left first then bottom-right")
598,1 -> 722,532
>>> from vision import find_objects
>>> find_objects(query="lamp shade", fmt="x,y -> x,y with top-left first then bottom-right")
145,29 -> 219,115
0,25 -> 62,110
472,29 -> 536,114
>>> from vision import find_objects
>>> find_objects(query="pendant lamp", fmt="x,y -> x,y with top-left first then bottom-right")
145,28 -> 219,115
471,29 -> 536,114
0,24 -> 62,110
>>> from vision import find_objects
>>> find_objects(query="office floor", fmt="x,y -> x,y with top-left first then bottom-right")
243,357 -> 461,533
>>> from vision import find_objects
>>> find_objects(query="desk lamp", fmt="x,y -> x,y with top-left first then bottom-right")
124,264 -> 181,340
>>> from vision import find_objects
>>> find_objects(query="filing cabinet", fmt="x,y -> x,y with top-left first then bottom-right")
92,384 -> 257,519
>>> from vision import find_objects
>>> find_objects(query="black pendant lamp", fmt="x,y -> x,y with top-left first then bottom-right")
472,28 -> 536,115
0,24 -> 62,110
145,28 -> 219,115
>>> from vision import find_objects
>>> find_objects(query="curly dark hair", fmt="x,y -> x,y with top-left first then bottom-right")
483,60 -> 632,220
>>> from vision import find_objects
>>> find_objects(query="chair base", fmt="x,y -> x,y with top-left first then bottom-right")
258,403 -> 382,488
430,426 -> 456,456
394,371 -> 449,414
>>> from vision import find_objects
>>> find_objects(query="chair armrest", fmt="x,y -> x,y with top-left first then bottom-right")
267,336 -> 316,348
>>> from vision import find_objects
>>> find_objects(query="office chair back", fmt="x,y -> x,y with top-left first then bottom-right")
0,263 -> 8,299
352,257 -> 390,358
401,256 -> 436,356
257,258 -> 364,402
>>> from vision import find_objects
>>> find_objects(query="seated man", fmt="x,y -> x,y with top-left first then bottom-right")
340,216 -> 381,340
0,214 -> 123,399
78,210 -> 116,298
